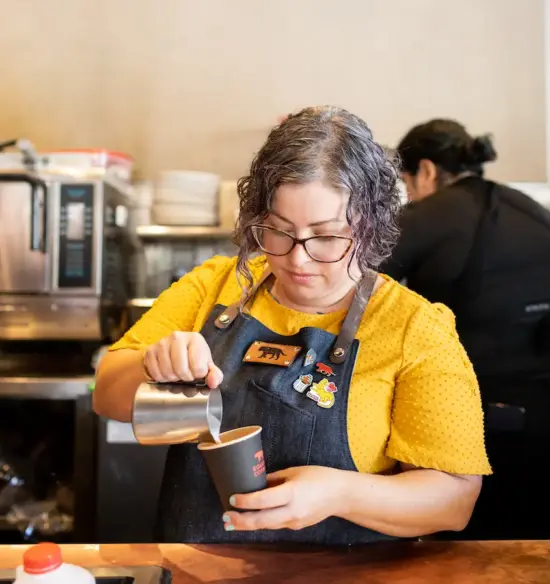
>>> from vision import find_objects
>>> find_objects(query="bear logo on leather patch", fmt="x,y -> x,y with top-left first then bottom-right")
243,341 -> 301,367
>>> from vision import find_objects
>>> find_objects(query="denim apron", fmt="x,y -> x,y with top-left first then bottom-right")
156,270 -> 395,544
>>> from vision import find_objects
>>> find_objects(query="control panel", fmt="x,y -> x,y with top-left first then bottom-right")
58,183 -> 94,288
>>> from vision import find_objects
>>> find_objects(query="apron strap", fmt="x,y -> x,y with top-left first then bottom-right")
215,266 -> 378,365
330,269 -> 378,364
451,180 -> 499,319
215,269 -> 273,329
431,180 -> 499,320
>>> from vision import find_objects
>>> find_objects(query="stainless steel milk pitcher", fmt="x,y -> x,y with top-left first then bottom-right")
132,380 -> 222,445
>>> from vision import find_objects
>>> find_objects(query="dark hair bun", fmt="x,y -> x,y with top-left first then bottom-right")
467,134 -> 497,165
397,119 -> 497,175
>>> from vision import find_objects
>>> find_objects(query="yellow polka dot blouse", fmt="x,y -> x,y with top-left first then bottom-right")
111,256 -> 492,476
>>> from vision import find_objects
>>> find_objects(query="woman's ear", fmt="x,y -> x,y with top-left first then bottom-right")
418,159 -> 438,182
416,159 -> 439,197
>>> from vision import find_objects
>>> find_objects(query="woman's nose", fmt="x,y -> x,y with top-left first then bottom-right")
288,241 -> 311,266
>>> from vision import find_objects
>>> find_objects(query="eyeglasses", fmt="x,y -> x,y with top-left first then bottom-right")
250,225 -> 353,263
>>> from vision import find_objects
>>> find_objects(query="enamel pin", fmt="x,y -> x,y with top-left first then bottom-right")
303,348 -> 316,367
293,374 -> 313,394
306,378 -> 338,409
316,362 -> 335,376
243,341 -> 301,367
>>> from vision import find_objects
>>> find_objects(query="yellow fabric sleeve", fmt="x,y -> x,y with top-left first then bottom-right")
386,302 -> 492,475
110,256 -> 234,351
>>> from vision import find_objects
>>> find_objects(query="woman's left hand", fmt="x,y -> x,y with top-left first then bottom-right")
223,466 -> 345,531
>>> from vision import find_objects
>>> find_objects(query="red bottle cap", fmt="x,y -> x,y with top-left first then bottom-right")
23,542 -> 62,574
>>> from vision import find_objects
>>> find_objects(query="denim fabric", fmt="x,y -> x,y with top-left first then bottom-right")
156,304 -> 395,544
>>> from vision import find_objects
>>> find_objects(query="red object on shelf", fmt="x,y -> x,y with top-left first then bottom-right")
46,148 -> 134,163
23,542 -> 63,574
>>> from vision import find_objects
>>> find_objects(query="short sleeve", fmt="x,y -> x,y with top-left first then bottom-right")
110,256 -> 233,351
386,302 -> 492,475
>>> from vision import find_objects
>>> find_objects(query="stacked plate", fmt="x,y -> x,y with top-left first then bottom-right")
153,170 -> 220,226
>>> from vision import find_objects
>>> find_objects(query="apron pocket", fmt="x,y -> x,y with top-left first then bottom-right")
240,380 -> 315,472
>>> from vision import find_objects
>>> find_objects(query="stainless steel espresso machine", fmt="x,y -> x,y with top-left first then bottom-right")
0,158 -> 133,341
0,140 -> 135,543
0,143 -> 134,378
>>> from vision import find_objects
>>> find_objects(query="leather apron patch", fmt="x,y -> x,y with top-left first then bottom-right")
243,341 -> 301,367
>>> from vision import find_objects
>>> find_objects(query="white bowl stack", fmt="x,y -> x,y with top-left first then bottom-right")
130,181 -> 154,226
153,170 -> 221,226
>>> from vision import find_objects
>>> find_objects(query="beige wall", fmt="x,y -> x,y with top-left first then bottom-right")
0,0 -> 545,182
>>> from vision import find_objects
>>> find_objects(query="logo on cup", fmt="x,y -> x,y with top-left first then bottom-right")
253,449 -> 265,477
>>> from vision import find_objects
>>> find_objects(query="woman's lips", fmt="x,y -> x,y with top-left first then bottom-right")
286,271 -> 318,285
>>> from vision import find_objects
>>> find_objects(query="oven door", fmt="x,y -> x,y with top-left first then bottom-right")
0,175 -> 49,293
0,380 -> 97,544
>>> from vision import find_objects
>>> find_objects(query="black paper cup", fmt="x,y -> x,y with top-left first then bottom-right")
198,425 -> 267,511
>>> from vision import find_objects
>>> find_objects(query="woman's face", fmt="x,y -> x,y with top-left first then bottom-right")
260,181 -> 355,307
402,159 -> 438,202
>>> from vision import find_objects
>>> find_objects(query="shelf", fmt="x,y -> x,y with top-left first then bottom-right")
0,377 -> 93,399
136,225 -> 233,240
127,298 -> 155,308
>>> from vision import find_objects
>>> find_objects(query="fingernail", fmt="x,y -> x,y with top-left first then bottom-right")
224,523 -> 235,531
229,496 -> 236,507
222,514 -> 230,523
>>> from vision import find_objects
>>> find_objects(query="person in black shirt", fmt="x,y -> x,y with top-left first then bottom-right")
382,119 -> 550,540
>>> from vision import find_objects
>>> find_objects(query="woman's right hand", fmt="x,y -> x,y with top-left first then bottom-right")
143,331 -> 223,388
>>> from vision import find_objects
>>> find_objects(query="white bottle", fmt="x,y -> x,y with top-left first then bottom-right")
13,542 -> 95,584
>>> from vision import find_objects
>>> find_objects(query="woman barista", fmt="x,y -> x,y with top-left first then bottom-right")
383,119 -> 550,539
94,107 -> 491,544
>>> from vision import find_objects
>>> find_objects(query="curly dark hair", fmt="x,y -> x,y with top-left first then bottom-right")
233,106 -> 402,293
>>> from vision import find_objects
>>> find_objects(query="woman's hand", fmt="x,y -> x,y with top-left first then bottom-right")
223,466 -> 344,531
143,331 -> 223,387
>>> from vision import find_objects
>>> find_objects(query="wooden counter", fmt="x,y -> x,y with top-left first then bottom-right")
1,541 -> 549,583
